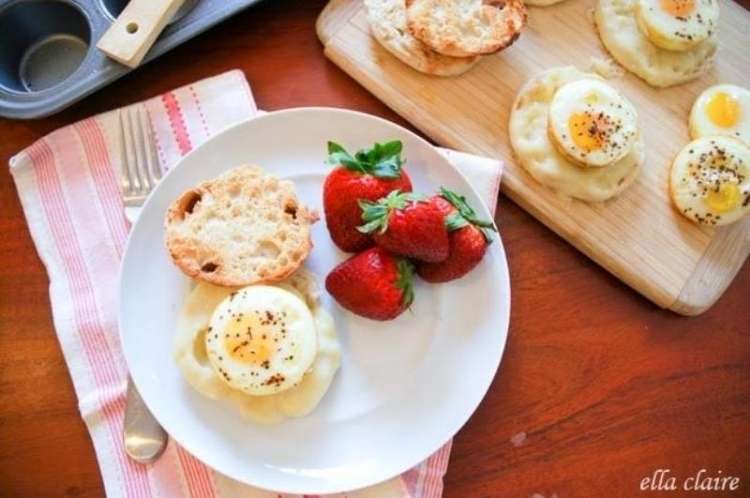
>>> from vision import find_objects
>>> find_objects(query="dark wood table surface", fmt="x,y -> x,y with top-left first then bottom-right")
1,1 -> 749,497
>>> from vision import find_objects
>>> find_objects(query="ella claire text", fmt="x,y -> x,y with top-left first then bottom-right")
640,469 -> 740,492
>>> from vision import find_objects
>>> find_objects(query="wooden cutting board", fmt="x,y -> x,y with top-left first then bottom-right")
316,0 -> 750,316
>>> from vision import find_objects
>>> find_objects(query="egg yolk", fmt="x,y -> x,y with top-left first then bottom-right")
569,112 -> 604,152
221,314 -> 278,365
704,183 -> 741,213
660,0 -> 695,17
706,92 -> 741,128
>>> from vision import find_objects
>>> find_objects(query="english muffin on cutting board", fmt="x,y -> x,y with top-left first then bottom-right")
509,66 -> 644,202
364,0 -> 479,76
165,165 -> 317,287
405,0 -> 527,57
594,0 -> 717,87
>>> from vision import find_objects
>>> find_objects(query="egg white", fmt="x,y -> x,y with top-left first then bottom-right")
670,136 -> 750,226
635,0 -> 719,51
690,84 -> 750,146
548,78 -> 639,168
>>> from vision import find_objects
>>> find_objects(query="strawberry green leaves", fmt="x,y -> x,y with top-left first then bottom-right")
327,141 -> 363,172
445,211 -> 470,231
440,187 -> 497,242
395,259 -> 415,308
357,202 -> 392,235
327,140 -> 404,179
357,190 -> 423,234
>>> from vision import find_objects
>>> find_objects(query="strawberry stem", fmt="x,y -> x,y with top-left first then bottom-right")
327,140 -> 404,179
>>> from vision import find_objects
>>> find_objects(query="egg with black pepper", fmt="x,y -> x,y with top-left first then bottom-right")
547,78 -> 640,168
205,285 -> 318,396
670,136 -> 750,226
635,0 -> 719,52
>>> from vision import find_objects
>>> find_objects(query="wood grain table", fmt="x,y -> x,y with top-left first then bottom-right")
0,1 -> 748,497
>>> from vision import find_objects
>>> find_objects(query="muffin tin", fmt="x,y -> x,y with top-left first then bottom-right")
0,0 -> 262,119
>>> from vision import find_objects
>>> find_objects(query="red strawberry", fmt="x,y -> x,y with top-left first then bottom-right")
358,191 -> 450,262
325,247 -> 414,321
323,141 -> 412,252
416,187 -> 497,282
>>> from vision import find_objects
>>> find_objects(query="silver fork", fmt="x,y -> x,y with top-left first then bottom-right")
120,105 -> 163,223
118,105 -> 168,464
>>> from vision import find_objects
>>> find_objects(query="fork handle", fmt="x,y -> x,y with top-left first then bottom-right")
124,378 -> 168,464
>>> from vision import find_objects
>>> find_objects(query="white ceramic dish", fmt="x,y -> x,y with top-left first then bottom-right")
119,107 -> 511,494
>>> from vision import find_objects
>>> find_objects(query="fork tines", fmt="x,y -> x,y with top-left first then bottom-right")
119,105 -> 162,206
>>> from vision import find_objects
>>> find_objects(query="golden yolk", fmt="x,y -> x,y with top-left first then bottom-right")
660,0 -> 695,17
706,92 -> 741,128
222,315 -> 275,365
569,113 -> 603,152
704,183 -> 741,213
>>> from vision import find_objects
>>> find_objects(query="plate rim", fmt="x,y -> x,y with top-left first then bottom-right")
118,106 -> 511,494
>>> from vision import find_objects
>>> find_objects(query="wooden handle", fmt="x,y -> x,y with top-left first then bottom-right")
97,0 -> 186,69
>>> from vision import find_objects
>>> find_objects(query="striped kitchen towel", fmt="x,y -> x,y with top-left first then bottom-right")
9,69 -> 503,498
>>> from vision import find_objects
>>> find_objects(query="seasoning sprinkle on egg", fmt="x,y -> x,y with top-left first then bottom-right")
635,0 -> 718,52
670,136 -> 750,226
548,78 -> 639,168
204,285 -> 318,396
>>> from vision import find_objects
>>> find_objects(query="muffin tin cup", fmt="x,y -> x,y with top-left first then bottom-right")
0,0 -> 263,119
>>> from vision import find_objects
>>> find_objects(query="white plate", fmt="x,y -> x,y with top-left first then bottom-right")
119,108 -> 510,494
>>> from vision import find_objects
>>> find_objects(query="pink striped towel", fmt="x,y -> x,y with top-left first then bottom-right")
9,70 -> 503,498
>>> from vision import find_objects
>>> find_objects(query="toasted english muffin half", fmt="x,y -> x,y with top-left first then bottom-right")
405,0 -> 527,57
365,0 -> 479,76
165,165 -> 317,287
524,0 -> 566,5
